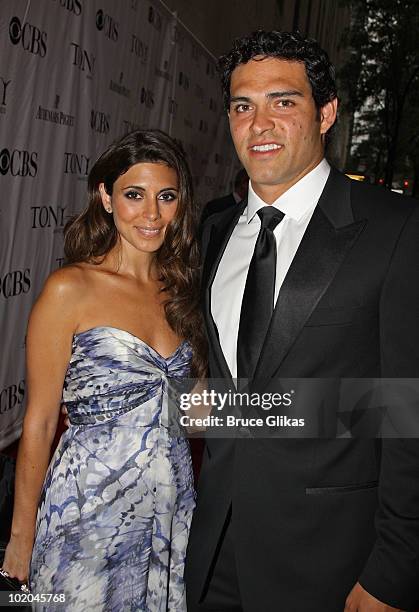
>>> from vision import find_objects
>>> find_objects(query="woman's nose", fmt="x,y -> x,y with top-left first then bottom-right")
142,197 -> 160,221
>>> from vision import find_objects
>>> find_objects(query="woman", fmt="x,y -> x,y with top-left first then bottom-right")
2,130 -> 206,610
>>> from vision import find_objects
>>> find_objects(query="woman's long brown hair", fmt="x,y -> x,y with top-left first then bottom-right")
64,129 -> 207,378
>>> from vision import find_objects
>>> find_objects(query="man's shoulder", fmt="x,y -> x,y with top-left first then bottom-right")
201,197 -> 245,228
201,193 -> 236,222
206,193 -> 236,208
349,176 -> 418,220
326,167 -> 419,222
199,198 -> 246,256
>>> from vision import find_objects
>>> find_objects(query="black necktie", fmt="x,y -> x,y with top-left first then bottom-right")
237,206 -> 285,380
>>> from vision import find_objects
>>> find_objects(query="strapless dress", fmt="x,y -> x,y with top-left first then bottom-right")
30,326 -> 195,611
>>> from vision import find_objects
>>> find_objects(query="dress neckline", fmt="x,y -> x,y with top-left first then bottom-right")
73,326 -> 188,361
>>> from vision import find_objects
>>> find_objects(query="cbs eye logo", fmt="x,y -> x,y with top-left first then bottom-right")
95,9 -> 105,29
9,16 -> 47,58
95,9 -> 118,41
0,148 -> 38,178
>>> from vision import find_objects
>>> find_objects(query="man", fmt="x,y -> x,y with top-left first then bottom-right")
201,168 -> 249,224
185,30 -> 419,611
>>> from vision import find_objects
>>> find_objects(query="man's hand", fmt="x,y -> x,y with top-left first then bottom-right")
344,582 -> 404,611
61,403 -> 70,428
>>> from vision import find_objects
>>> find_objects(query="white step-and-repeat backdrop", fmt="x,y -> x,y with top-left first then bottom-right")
0,0 -> 238,449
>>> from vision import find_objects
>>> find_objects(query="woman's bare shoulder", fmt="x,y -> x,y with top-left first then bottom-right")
27,265 -> 92,340
41,263 -> 91,300
37,262 -> 114,318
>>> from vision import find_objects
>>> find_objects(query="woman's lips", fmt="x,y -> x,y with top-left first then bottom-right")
134,226 -> 162,237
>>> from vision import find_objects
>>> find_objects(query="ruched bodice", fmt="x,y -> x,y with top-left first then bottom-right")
30,327 -> 195,612
64,326 -> 191,426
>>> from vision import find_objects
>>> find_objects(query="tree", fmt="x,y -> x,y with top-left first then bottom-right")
397,86 -> 419,197
339,0 -> 419,189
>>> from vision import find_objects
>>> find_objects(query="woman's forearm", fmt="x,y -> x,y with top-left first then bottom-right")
10,417 -> 56,542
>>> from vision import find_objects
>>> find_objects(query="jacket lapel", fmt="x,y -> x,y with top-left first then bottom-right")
254,169 -> 367,381
202,201 -> 247,379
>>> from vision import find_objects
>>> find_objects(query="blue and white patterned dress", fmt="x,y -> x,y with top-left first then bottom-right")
30,326 -> 195,611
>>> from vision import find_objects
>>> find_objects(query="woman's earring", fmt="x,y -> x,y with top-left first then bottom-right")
106,208 -> 112,213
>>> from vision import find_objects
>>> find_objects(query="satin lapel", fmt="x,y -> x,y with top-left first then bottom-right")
254,169 -> 367,381
202,201 -> 247,380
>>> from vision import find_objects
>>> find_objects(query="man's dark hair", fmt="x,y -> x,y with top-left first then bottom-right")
218,30 -> 337,113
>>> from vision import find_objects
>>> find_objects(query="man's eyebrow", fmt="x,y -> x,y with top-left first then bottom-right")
266,90 -> 304,99
229,96 -> 252,104
229,90 -> 304,104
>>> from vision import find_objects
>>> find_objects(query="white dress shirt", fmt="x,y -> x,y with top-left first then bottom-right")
211,158 -> 331,378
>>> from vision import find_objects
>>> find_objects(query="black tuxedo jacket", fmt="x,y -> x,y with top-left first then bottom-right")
200,193 -> 237,225
186,169 -> 419,611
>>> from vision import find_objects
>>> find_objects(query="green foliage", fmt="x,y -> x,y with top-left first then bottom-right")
339,0 -> 419,188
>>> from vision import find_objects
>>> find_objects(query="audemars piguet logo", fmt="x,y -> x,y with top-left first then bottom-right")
36,95 -> 75,127
109,72 -> 131,98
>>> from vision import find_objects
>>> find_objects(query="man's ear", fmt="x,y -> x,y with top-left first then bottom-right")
320,97 -> 338,135
99,183 -> 112,213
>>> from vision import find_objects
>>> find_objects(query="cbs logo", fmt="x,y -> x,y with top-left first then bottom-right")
9,16 -> 47,57
0,148 -> 38,177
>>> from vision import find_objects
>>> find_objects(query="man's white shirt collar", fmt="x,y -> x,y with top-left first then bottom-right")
246,158 -> 331,224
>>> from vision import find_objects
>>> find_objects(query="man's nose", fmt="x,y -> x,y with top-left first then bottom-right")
250,107 -> 275,135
